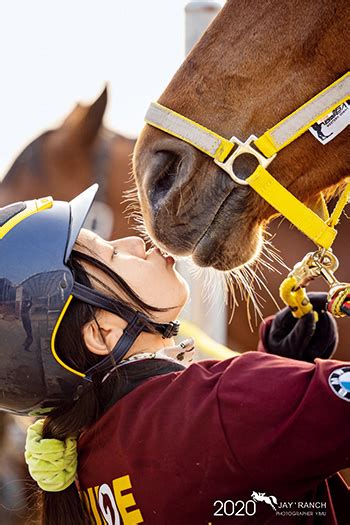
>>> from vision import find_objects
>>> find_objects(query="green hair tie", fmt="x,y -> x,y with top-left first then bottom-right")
25,419 -> 78,492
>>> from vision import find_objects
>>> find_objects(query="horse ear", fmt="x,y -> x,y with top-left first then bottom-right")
51,86 -> 108,152
59,86 -> 108,144
78,85 -> 108,145
61,103 -> 87,128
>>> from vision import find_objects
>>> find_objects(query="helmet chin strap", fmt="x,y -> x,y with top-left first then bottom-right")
71,282 -> 180,381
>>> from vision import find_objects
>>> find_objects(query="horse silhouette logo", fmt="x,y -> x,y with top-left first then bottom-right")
311,121 -> 333,141
251,491 -> 278,511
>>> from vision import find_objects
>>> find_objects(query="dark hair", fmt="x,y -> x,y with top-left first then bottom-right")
38,248 -> 182,525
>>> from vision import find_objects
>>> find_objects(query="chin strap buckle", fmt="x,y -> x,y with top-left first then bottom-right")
162,321 -> 180,339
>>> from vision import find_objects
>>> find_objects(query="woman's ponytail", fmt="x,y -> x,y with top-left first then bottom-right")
38,386 -> 100,525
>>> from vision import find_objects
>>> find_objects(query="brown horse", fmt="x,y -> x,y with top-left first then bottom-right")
1,87 -> 136,239
133,0 -> 348,275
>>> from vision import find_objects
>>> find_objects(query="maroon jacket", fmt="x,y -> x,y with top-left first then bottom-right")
78,350 -> 350,524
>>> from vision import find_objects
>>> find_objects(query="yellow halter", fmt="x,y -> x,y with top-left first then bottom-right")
145,72 -> 349,250
145,72 -> 350,318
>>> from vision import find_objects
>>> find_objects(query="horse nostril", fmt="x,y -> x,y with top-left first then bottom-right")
149,150 -> 180,207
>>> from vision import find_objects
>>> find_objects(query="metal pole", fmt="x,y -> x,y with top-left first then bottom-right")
181,1 -> 227,346
185,1 -> 222,55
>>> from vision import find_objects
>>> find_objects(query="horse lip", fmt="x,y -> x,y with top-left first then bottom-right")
191,187 -> 234,252
192,220 -> 257,270
190,186 -> 256,269
192,224 -> 227,268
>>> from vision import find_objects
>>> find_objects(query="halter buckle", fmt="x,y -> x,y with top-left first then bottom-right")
214,135 -> 277,185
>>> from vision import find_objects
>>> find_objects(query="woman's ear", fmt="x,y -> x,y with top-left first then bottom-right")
82,311 -> 125,356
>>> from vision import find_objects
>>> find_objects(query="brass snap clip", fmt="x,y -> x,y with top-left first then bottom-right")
289,249 -> 339,290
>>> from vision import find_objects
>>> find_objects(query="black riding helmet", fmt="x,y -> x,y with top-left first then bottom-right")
0,185 -> 179,415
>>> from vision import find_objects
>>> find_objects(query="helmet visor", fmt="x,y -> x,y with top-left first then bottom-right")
65,184 -> 99,262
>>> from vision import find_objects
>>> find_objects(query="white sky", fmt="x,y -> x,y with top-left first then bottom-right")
0,0 -> 224,177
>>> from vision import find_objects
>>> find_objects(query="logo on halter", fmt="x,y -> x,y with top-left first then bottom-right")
329,367 -> 350,401
309,101 -> 349,145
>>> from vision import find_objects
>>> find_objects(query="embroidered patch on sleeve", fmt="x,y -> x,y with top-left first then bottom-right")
328,367 -> 350,401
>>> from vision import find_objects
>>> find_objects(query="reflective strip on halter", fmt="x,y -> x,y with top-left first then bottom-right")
145,73 -> 349,162
145,102 -> 234,162
255,72 -> 350,157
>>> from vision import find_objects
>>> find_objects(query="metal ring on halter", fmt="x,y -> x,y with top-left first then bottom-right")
214,135 -> 277,185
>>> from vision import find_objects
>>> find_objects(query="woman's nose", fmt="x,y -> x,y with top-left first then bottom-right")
113,237 -> 146,258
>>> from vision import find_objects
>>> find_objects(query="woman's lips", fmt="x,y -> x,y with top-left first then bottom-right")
165,254 -> 175,266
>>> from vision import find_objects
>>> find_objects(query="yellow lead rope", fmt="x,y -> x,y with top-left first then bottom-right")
279,276 -> 318,320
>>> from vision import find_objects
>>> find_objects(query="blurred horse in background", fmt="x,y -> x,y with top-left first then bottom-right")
1,87 -> 136,239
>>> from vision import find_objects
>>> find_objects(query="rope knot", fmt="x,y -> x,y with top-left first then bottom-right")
279,276 -> 318,321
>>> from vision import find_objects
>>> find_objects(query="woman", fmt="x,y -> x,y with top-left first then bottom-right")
0,185 -> 348,525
